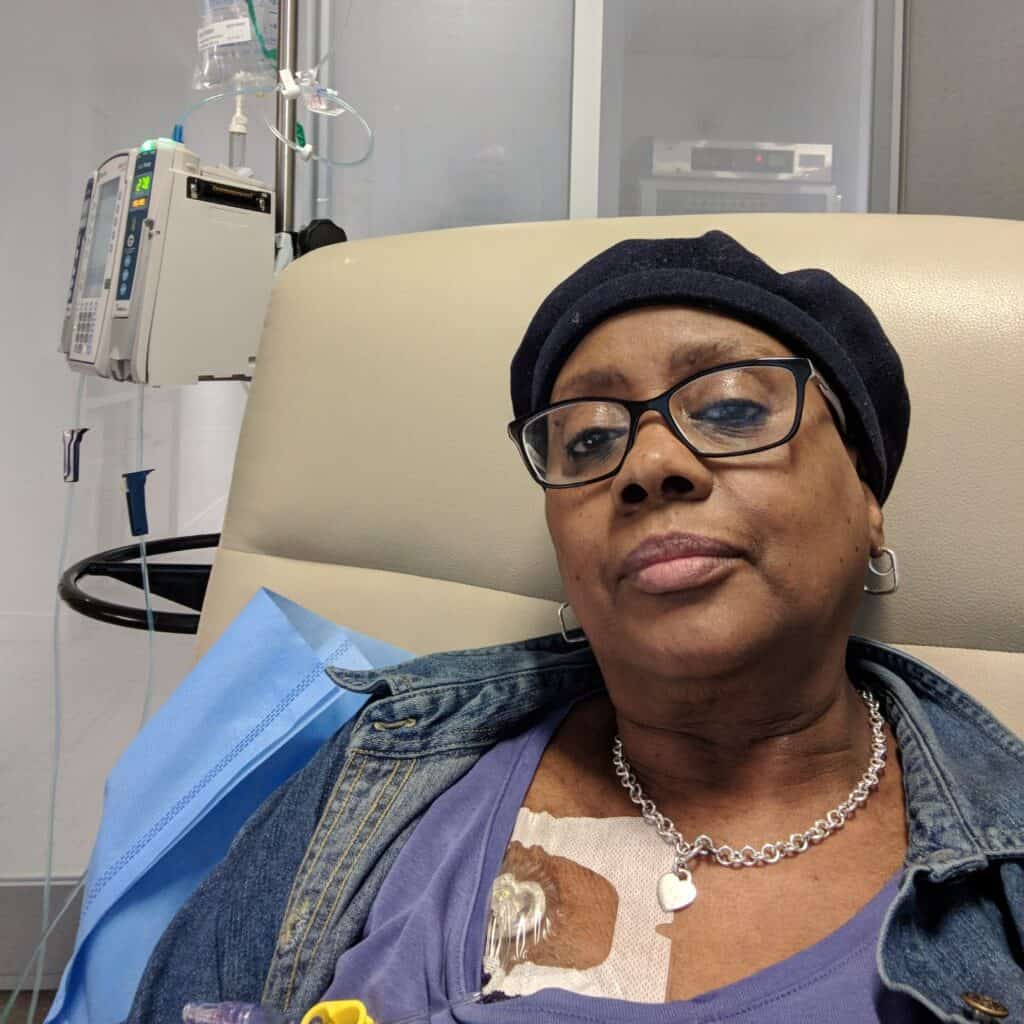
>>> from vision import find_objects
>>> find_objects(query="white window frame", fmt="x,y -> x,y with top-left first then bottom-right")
568,0 -> 604,219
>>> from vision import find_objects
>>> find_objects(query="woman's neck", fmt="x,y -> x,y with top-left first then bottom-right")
585,648 -> 882,837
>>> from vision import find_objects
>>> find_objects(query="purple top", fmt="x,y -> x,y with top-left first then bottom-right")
321,705 -> 930,1022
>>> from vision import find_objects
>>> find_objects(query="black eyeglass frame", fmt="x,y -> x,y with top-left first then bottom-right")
507,357 -> 847,490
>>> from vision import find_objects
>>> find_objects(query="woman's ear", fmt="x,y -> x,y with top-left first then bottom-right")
863,483 -> 886,555
844,442 -> 885,551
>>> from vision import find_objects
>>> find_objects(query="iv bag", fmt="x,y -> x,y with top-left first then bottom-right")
194,0 -> 279,92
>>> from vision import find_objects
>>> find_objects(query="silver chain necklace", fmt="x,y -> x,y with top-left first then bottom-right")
612,688 -> 887,912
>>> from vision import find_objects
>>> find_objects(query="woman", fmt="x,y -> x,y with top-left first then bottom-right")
130,233 -> 1023,1023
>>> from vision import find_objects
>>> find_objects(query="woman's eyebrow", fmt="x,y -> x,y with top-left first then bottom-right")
668,338 -> 758,373
554,366 -> 630,398
555,338 -> 777,400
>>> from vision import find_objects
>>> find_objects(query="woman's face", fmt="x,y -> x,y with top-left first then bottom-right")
544,305 -> 885,680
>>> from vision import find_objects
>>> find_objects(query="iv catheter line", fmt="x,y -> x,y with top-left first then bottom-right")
13,374 -> 85,1024
135,384 -> 157,730
1,382 -> 159,1022
312,49 -> 333,80
178,50 -> 374,169
265,101 -> 374,168
0,875 -> 87,1024
179,86 -> 274,127
179,85 -> 375,168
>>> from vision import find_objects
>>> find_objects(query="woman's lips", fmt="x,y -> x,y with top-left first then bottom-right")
629,555 -> 735,594
620,533 -> 743,595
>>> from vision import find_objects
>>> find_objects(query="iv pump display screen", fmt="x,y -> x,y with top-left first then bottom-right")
134,175 -> 152,193
83,178 -> 119,299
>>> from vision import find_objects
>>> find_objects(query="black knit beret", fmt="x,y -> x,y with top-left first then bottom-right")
510,230 -> 910,503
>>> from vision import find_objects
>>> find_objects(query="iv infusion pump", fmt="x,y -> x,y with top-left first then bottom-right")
61,138 -> 274,385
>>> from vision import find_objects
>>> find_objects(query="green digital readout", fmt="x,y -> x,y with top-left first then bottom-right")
134,175 -> 152,193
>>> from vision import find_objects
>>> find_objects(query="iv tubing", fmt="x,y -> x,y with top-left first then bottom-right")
32,375 -> 86,1023
265,94 -> 374,167
136,384 -> 157,730
0,877 -> 87,1024
6,374 -> 85,1024
0,381 -> 159,1024
176,86 -> 273,140
177,69 -> 373,169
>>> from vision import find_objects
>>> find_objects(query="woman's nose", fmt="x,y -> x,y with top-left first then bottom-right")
612,413 -> 713,508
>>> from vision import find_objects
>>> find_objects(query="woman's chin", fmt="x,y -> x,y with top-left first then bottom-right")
598,599 -> 771,679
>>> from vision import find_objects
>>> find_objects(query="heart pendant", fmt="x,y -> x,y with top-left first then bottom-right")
657,869 -> 697,912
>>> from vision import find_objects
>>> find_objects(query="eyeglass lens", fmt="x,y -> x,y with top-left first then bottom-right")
522,364 -> 800,485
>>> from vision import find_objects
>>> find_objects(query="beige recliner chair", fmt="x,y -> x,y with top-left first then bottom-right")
198,214 -> 1023,735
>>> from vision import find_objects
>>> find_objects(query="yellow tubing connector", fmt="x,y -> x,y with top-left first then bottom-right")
300,1000 -> 375,1024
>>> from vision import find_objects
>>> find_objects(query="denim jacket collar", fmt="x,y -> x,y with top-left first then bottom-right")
327,634 -> 1024,878
850,639 -> 1024,877
326,637 -> 603,757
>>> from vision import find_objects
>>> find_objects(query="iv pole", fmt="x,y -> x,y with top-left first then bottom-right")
275,0 -> 299,235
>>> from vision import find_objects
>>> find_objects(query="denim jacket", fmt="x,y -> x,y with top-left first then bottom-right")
128,636 -> 1024,1023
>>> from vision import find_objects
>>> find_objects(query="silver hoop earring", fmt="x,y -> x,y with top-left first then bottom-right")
557,602 -> 588,645
864,546 -> 899,595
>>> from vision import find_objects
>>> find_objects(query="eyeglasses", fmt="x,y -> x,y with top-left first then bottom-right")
508,357 -> 846,489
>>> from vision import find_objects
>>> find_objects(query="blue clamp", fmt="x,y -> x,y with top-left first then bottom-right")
123,469 -> 154,537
